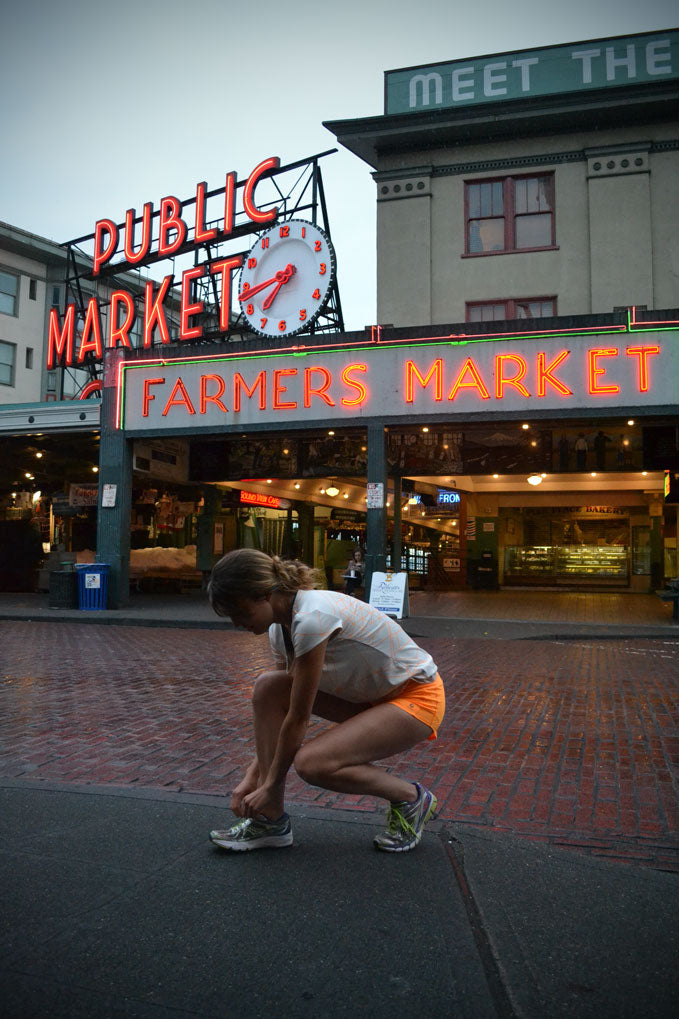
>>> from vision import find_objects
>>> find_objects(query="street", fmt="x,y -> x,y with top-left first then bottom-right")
2,620 -> 678,871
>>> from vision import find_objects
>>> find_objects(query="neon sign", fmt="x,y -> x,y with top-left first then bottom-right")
47,157 -> 281,371
117,327 -> 674,432
240,490 -> 287,509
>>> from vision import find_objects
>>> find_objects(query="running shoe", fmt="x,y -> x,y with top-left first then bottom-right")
374,783 -> 437,853
209,813 -> 293,851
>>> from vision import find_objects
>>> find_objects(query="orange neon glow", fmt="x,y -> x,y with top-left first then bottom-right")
626,345 -> 660,392
180,266 -> 206,340
143,276 -> 173,347
303,366 -> 335,408
495,354 -> 529,399
223,172 -> 236,236
124,204 -> 153,264
200,374 -> 228,414
47,304 -> 75,369
233,371 -> 266,412
162,377 -> 196,416
79,380 -> 103,399
92,218 -> 118,275
210,255 -> 243,330
341,363 -> 368,406
273,368 -> 297,410
242,156 -> 280,225
588,348 -> 620,395
448,357 -> 491,401
158,196 -> 187,257
405,359 -> 443,403
241,490 -> 281,509
108,291 -> 134,350
143,377 -> 165,417
194,182 -> 217,243
77,297 -> 104,362
537,350 -> 572,396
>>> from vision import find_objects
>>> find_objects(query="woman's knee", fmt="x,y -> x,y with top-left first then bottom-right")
294,744 -> 330,786
251,670 -> 292,711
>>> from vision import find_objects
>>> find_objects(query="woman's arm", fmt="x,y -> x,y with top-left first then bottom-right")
242,637 -> 331,817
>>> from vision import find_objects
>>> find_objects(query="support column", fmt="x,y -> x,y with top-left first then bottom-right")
392,473 -> 402,571
96,350 -> 132,608
365,423 -> 387,597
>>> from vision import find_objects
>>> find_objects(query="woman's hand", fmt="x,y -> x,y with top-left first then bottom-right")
230,761 -> 260,817
242,782 -> 284,820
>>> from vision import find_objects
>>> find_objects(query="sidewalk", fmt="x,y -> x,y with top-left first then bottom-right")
2,782 -> 678,1018
1,586 -> 677,640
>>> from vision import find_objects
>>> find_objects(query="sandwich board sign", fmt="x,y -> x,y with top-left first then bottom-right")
368,571 -> 410,619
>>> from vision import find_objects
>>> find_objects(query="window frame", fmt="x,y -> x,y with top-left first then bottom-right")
463,172 -> 556,257
465,297 -> 557,323
0,339 -> 17,386
0,268 -> 20,317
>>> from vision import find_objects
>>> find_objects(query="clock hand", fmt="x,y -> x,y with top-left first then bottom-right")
238,263 -> 296,302
262,264 -> 296,310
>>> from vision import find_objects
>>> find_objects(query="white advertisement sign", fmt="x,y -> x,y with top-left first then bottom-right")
369,572 -> 410,619
119,330 -> 675,433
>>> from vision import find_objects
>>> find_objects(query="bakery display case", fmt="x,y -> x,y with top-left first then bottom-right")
504,545 -> 629,585
555,545 -> 628,584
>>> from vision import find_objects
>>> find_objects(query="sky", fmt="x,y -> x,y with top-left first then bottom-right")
0,0 -> 676,331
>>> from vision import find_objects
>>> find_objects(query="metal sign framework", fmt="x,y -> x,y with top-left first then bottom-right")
58,151 -> 345,398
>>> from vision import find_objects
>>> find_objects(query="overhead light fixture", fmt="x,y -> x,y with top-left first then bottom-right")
493,474 -> 499,479
343,493 -> 349,499
522,423 -> 530,430
527,474 -> 543,486
294,483 -> 301,490
326,484 -> 339,497
422,426 -> 429,433
35,452 -> 43,459
627,419 -> 635,426
92,466 -> 99,473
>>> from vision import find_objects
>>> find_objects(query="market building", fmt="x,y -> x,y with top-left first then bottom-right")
1,29 -> 678,607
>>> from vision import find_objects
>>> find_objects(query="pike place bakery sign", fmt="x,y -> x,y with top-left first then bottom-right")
117,328 -> 674,431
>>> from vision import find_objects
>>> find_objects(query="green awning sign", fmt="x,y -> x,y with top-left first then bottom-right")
384,30 -> 678,115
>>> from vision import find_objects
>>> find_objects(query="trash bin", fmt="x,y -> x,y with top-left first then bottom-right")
75,563 -> 110,610
48,570 -> 78,608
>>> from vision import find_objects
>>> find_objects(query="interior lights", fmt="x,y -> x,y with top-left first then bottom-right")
522,423 -> 530,430
35,452 -> 43,459
541,473 -> 547,478
530,440 -> 537,447
642,471 -> 648,476
343,493 -> 349,499
591,472 -> 597,477
92,466 -> 99,473
282,448 -> 289,455
627,419 -> 635,426
493,474 -> 499,479
266,479 -> 272,484
422,426 -> 429,433
320,488 -> 326,495
328,430 -> 335,436
326,484 -> 339,497
294,483 -> 301,490
527,474 -> 543,486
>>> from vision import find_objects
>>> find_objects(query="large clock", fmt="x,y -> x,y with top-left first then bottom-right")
237,218 -> 336,339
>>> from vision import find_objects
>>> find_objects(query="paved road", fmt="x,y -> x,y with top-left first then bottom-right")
2,620 -> 678,871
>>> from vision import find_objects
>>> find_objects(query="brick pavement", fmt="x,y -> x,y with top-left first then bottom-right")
1,621 -> 678,871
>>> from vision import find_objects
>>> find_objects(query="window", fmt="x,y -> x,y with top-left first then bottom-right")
465,174 -> 554,255
26,347 -> 34,369
0,270 -> 19,316
466,298 -> 556,322
29,279 -> 37,301
0,341 -> 16,385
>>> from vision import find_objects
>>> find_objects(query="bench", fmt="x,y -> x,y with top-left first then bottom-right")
656,580 -> 679,621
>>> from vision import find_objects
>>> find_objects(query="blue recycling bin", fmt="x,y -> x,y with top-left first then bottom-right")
75,563 -> 110,610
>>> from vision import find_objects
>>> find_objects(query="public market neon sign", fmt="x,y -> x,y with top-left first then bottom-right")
46,157 -> 281,371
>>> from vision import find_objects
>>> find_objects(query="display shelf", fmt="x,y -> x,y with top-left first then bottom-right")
504,545 -> 629,586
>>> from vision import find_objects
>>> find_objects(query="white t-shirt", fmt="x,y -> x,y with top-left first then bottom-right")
268,589 -> 438,703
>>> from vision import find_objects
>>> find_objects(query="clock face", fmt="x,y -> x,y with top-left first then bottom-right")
237,219 -> 336,339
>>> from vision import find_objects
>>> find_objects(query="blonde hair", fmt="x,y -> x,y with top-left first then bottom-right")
208,548 -> 319,616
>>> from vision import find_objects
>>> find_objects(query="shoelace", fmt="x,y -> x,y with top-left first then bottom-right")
385,804 -> 417,837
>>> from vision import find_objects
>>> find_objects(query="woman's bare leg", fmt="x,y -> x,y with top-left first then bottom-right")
294,703 -> 431,803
